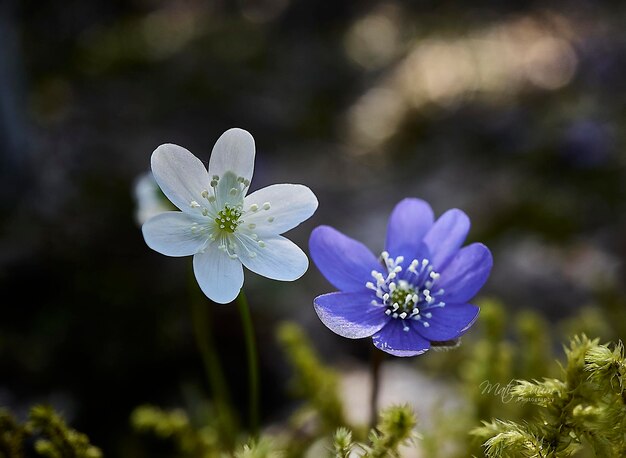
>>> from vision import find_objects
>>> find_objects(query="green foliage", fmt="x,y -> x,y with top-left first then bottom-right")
131,405 -> 219,458
276,322 -> 347,433
274,325 -> 417,457
473,419 -> 580,457
512,379 -> 567,407
472,335 -> 626,457
30,405 -> 102,458
0,409 -> 27,458
327,405 -> 416,458
420,298 -> 626,457
363,405 -> 416,458
332,427 -> 352,458
584,340 -> 625,390
131,404 -> 285,458
128,322 -> 349,458
4,302 -> 611,458
233,438 -> 283,458
0,406 -> 101,458
7,310 -> 626,458
516,310 -> 552,378
461,300 -> 516,422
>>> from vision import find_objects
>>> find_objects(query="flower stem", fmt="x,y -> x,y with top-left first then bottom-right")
235,290 -> 260,437
370,347 -> 384,429
188,268 -> 236,446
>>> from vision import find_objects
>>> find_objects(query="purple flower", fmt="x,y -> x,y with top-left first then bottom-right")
309,198 -> 492,357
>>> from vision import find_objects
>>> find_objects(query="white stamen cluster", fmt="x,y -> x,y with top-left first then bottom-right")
366,251 -> 446,332
187,173 -> 275,260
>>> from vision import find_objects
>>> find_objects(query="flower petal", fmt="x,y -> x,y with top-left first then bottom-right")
134,172 -> 173,225
422,209 -> 470,271
215,171 -> 246,208
372,321 -> 431,357
314,292 -> 388,339
151,144 -> 209,214
236,234 -> 308,281
385,198 -> 434,259
208,128 -> 255,185
142,211 -> 207,257
439,243 -> 493,303
309,226 -> 381,292
193,245 -> 244,304
415,303 -> 479,341
243,184 -> 318,236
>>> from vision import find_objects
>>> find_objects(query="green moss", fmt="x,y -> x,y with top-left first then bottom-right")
0,406 -> 101,458
472,335 -> 626,457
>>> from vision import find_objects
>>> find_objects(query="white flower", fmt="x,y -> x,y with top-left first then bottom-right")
142,128 -> 318,304
133,172 -> 173,225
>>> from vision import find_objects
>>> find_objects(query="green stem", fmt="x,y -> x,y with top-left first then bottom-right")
370,347 -> 384,429
188,267 -> 236,446
235,290 -> 260,437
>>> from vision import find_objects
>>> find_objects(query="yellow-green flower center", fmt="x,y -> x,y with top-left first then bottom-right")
215,205 -> 242,233
389,284 -> 418,313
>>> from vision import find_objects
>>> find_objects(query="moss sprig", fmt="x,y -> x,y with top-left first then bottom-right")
131,405 -> 219,457
29,405 -> 102,458
0,409 -> 28,458
472,335 -> 626,457
332,427 -> 353,458
362,405 -> 416,458
233,438 -> 283,458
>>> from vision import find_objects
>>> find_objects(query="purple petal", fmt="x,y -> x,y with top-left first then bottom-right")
372,321 -> 431,357
309,226 -> 381,292
438,243 -> 493,303
416,303 -> 479,341
422,209 -> 470,271
314,292 -> 388,339
385,198 -> 434,259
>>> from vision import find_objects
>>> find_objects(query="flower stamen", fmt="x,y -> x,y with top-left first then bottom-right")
366,253 -> 446,331
214,205 -> 243,233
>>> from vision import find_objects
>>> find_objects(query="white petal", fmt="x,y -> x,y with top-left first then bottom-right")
208,128 -> 255,185
133,172 -> 172,225
193,245 -> 244,304
243,184 -> 318,236
142,211 -> 207,257
151,144 -> 209,214
216,171 -> 245,208
236,234 -> 308,281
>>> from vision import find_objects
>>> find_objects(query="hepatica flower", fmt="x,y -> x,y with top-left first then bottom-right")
310,199 -> 492,357
142,128 -> 318,304
133,172 -> 174,225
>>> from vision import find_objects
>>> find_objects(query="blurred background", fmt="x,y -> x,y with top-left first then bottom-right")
1,0 -> 625,455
